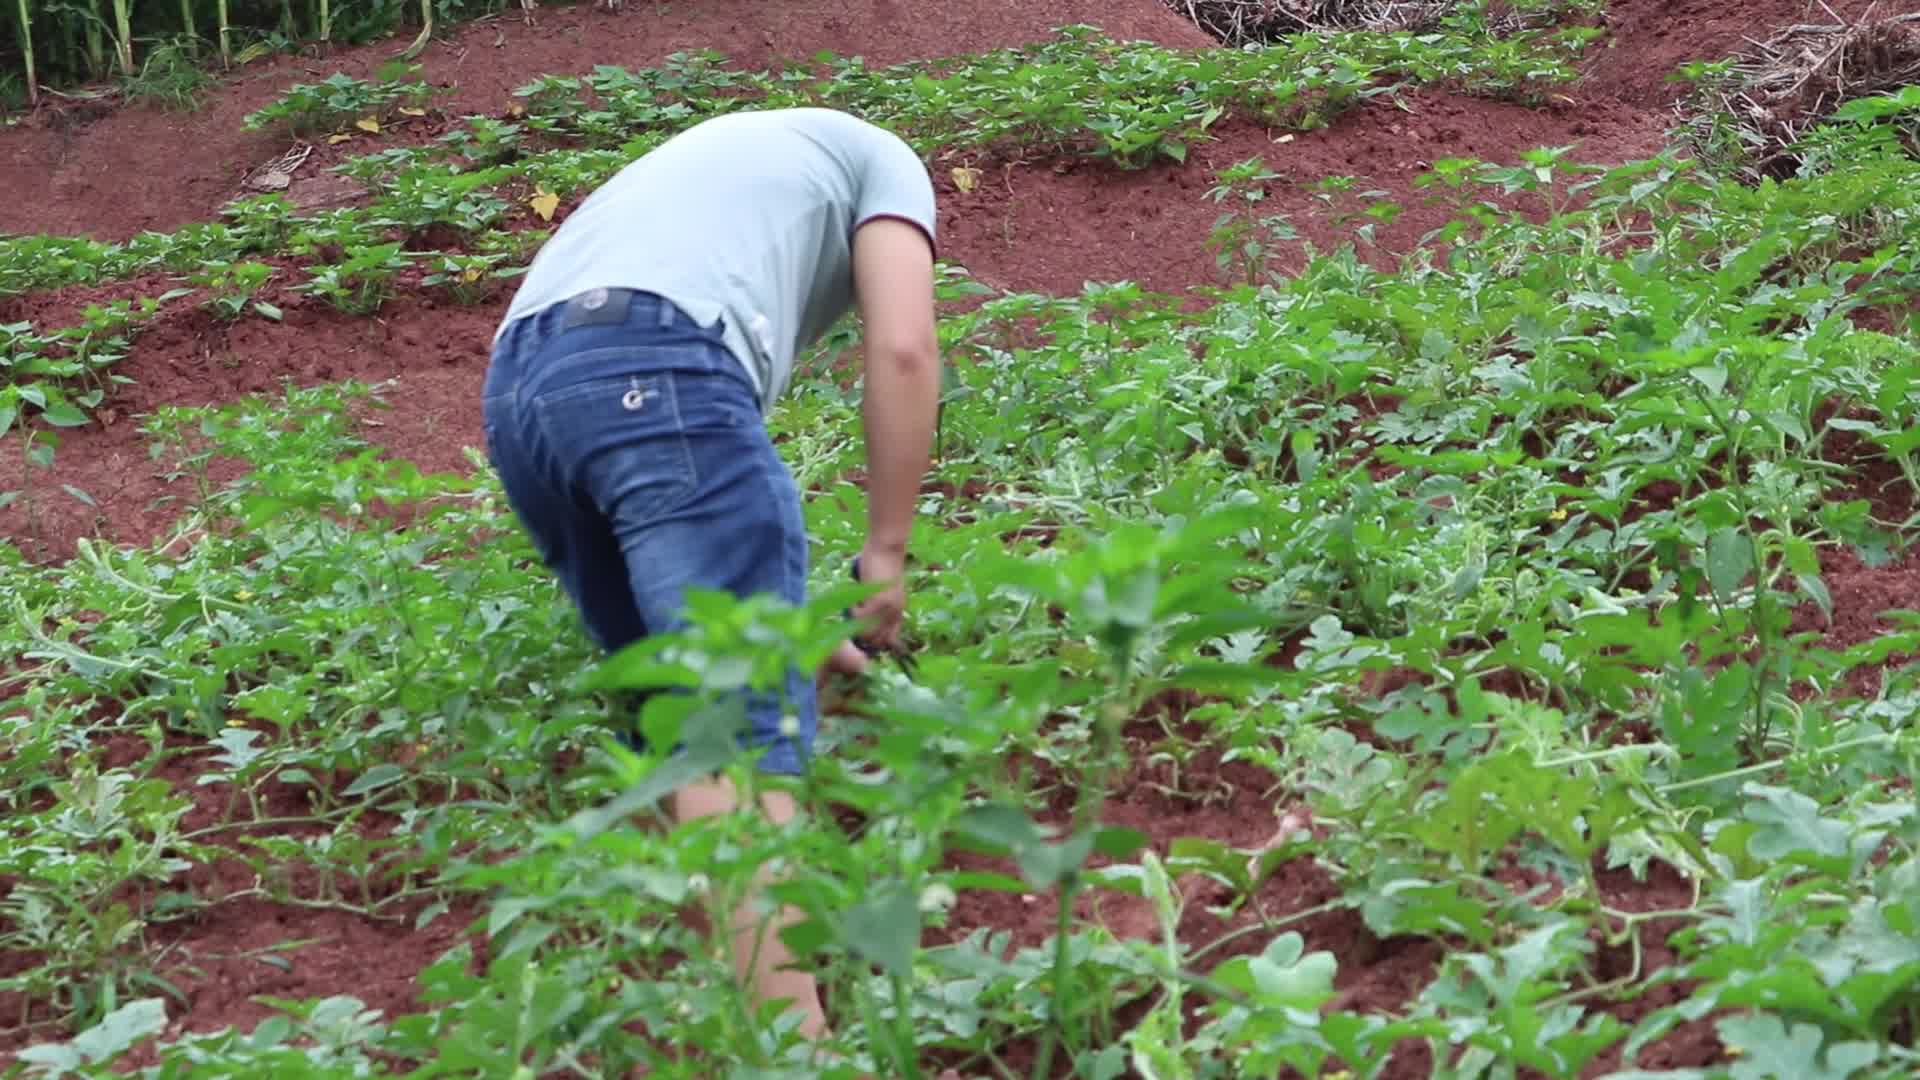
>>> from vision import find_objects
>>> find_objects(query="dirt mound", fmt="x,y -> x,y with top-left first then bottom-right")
1581,0 -> 1920,106
1690,13 -> 1920,176
940,89 -> 1666,298
0,0 -> 1211,242
0,287 -> 498,561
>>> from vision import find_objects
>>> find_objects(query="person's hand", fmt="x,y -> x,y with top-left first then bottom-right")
820,638 -> 871,681
851,544 -> 907,649
815,637 -> 872,716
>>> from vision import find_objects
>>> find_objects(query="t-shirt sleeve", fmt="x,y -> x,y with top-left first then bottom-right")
853,127 -> 938,257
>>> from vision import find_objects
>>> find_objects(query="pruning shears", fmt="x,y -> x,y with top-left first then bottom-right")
847,556 -> 919,680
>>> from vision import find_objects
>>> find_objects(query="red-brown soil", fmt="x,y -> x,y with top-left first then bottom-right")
0,0 -> 1210,242
3,0 -> 1917,1071
133,893 -> 479,1065
939,90 -> 1665,297
0,285 -> 501,562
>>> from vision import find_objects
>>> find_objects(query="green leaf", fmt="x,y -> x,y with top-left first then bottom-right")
1832,83 -> 1920,122
837,882 -> 919,977
1742,783 -> 1855,871
1689,364 -> 1728,396
1705,527 -> 1753,601
1358,867 -> 1496,947
1249,939 -> 1336,1009
951,803 -> 1048,855
236,684 -> 313,727
1662,661 -> 1747,780
1167,837 -> 1251,893
17,997 -> 168,1071
1717,1012 -> 1880,1079
1093,826 -> 1149,860
1213,932 -> 1336,1011
1796,573 -> 1833,622
569,703 -> 743,839
1019,831 -> 1095,890
947,870 -> 1029,894
341,763 -> 407,797
40,399 -> 90,427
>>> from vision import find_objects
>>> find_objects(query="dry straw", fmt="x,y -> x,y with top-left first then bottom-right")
1680,5 -> 1920,178
1166,0 -> 1553,45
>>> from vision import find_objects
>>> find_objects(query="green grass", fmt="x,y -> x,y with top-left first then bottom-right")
4,19 -> 1920,1080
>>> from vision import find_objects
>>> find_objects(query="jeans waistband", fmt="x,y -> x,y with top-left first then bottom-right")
492,288 -> 739,390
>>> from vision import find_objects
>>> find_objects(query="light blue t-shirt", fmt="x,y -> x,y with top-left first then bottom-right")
495,107 -> 937,410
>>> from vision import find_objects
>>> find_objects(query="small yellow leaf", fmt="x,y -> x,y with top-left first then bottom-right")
950,166 -> 980,194
355,117 -> 381,133
398,106 -> 426,117
461,269 -> 481,282
528,189 -> 560,221
327,133 -> 352,144
507,104 -> 526,118
1275,133 -> 1296,144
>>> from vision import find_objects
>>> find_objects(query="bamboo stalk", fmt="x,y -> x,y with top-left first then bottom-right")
395,0 -> 431,60
83,0 -> 105,78
178,0 -> 194,46
215,0 -> 227,66
317,0 -> 329,42
13,0 -> 37,105
109,0 -> 132,74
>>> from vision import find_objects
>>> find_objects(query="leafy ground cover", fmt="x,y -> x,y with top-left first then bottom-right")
3,0 -> 1920,1077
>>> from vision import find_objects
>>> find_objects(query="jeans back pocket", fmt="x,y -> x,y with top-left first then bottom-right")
533,371 -> 698,526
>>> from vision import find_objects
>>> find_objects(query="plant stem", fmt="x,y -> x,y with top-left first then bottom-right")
1030,884 -> 1077,1080
109,0 -> 132,74
1655,732 -> 1896,794
1030,685 -> 1131,1080
1186,896 -> 1348,967
14,0 -> 37,105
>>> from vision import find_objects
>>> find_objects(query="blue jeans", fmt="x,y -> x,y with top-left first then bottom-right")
481,288 -> 815,775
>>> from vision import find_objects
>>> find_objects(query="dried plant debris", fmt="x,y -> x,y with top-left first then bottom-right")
1166,0 -> 1561,46
1682,9 -> 1920,178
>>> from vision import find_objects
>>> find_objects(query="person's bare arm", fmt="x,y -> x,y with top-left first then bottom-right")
849,216 -> 939,647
